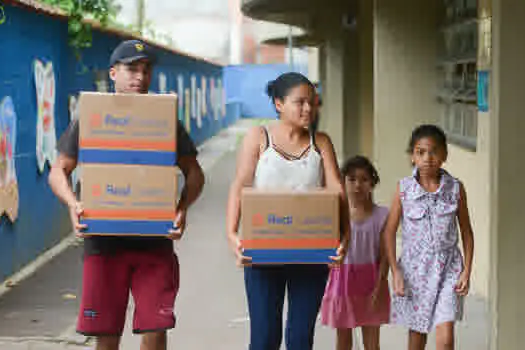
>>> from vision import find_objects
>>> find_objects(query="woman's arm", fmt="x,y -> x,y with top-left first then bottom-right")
225,126 -> 264,265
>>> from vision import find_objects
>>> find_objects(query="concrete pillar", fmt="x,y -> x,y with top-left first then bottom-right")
373,0 -> 440,204
343,27 -> 360,159
323,35 -> 345,158
489,0 -> 525,348
318,44 -> 328,130
307,47 -> 320,83
358,0 -> 374,158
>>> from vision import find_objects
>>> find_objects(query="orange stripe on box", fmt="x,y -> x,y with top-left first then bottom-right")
83,209 -> 175,221
80,139 -> 175,151
241,238 -> 340,249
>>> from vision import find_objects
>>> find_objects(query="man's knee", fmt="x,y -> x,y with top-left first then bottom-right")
95,335 -> 120,350
141,331 -> 167,350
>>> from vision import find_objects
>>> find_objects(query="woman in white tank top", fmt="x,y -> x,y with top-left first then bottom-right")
226,73 -> 350,350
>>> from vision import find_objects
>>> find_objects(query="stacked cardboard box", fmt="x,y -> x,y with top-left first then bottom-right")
78,92 -> 178,236
241,189 -> 340,264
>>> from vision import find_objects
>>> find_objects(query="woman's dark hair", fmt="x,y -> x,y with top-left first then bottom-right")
408,124 -> 448,154
340,155 -> 380,187
266,72 -> 314,105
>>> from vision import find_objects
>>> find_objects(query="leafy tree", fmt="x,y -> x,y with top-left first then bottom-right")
38,0 -> 122,58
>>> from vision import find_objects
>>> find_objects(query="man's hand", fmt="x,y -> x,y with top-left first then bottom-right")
68,201 -> 87,237
167,209 -> 187,240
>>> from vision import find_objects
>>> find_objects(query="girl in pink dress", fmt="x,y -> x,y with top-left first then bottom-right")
321,156 -> 390,350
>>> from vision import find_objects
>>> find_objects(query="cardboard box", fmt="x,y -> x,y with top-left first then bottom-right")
241,188 -> 340,264
78,92 -> 179,236
78,92 -> 177,166
80,164 -> 178,236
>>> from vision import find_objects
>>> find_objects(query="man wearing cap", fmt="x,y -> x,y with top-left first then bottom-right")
48,40 -> 205,350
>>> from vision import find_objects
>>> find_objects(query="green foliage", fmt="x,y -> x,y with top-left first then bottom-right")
38,0 -> 121,58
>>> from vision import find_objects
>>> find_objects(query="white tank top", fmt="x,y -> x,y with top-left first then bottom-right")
253,126 -> 324,190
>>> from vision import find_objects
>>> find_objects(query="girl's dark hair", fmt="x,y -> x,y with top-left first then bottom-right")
340,155 -> 380,187
266,72 -> 314,105
408,124 -> 448,154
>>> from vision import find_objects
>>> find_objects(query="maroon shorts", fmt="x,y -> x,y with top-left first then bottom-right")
77,247 -> 179,336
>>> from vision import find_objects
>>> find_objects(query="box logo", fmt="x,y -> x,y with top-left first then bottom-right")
267,214 -> 293,225
92,184 -> 102,197
252,213 -> 264,226
90,113 -> 102,128
104,114 -> 130,127
106,184 -> 131,196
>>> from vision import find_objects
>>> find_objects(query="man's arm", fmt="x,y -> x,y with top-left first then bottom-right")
48,120 -> 86,234
177,155 -> 205,212
48,154 -> 77,208
167,122 -> 204,238
49,120 -> 79,208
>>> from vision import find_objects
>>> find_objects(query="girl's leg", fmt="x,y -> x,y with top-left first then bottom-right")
435,322 -> 455,350
244,266 -> 287,350
336,329 -> 353,350
361,326 -> 380,350
284,264 -> 329,350
408,330 -> 427,350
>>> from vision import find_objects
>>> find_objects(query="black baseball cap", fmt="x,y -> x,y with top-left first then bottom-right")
109,39 -> 157,67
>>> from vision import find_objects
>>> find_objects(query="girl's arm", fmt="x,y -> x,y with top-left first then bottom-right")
315,132 -> 350,259
384,184 -> 402,273
377,223 -> 390,281
371,222 -> 390,307
225,127 -> 264,265
457,182 -> 474,278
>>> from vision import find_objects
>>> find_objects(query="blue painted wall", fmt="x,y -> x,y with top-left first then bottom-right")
0,3 -> 240,282
224,64 -> 308,119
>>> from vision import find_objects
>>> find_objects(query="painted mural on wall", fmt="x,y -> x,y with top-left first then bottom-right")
210,77 -> 219,121
196,88 -> 202,128
94,70 -> 109,92
177,75 -> 184,122
185,88 -> 191,132
68,95 -> 80,193
34,59 -> 57,173
191,75 -> 196,121
158,72 -> 167,94
0,97 -> 19,222
201,76 -> 207,116
219,79 -> 226,117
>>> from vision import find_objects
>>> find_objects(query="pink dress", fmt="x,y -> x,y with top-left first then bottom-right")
321,205 -> 391,329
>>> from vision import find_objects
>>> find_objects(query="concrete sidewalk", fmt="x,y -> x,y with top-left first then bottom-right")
0,118 -> 489,349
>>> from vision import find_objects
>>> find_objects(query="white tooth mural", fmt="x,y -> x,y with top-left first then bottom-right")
0,96 -> 19,222
184,88 -> 191,132
219,79 -> 226,118
177,75 -> 184,122
201,76 -> 207,116
196,88 -> 202,129
34,59 -> 57,173
68,95 -> 80,194
159,72 -> 167,94
190,75 -> 196,120
210,77 -> 219,121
